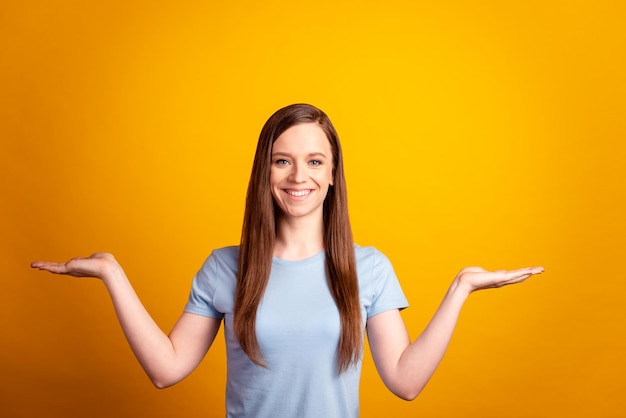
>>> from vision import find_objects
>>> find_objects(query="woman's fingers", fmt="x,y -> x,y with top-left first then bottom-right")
31,261 -> 68,273
31,260 -> 82,277
502,267 -> 544,286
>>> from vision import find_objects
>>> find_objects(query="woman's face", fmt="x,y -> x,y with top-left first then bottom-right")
269,123 -> 334,221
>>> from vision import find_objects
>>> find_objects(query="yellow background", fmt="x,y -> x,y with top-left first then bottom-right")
2,1 -> 625,417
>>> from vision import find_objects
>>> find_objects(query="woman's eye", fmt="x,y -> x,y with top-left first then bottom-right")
275,159 -> 289,166
309,160 -> 321,166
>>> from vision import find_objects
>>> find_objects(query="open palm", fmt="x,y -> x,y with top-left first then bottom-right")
456,266 -> 544,293
31,252 -> 119,279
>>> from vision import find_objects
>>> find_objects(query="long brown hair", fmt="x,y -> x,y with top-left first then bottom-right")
234,103 -> 361,373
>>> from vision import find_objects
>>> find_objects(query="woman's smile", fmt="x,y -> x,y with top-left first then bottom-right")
285,188 -> 313,198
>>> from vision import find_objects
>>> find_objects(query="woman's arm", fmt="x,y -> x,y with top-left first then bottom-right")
31,252 -> 221,389
367,266 -> 543,400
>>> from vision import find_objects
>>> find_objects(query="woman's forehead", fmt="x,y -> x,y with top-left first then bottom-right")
272,123 -> 332,152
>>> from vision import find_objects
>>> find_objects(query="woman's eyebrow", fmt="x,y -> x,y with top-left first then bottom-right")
272,151 -> 328,158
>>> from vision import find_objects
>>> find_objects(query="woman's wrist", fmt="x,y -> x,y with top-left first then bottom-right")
100,258 -> 126,285
448,276 -> 473,301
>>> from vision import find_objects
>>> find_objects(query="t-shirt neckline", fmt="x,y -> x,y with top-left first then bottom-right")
272,250 -> 325,267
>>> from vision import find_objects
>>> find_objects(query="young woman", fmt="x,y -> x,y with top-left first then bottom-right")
31,103 -> 543,418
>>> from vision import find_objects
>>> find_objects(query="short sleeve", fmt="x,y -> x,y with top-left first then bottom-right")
184,252 -> 224,319
366,249 -> 409,318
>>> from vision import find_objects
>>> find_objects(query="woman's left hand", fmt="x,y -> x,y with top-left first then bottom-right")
455,266 -> 544,294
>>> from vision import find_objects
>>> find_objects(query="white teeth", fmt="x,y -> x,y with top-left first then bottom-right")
287,189 -> 311,197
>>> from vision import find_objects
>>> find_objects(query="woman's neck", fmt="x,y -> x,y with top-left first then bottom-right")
273,216 -> 324,261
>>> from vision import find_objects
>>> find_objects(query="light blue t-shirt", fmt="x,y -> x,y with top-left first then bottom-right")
184,245 -> 408,418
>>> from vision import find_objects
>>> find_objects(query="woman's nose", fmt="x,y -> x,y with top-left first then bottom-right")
289,163 -> 307,183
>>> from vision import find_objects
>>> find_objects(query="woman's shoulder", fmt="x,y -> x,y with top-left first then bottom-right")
354,243 -> 399,277
353,244 -> 395,276
354,243 -> 388,262
199,245 -> 240,274
211,245 -> 239,259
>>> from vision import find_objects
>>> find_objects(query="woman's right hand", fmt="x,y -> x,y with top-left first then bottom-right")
31,252 -> 120,279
